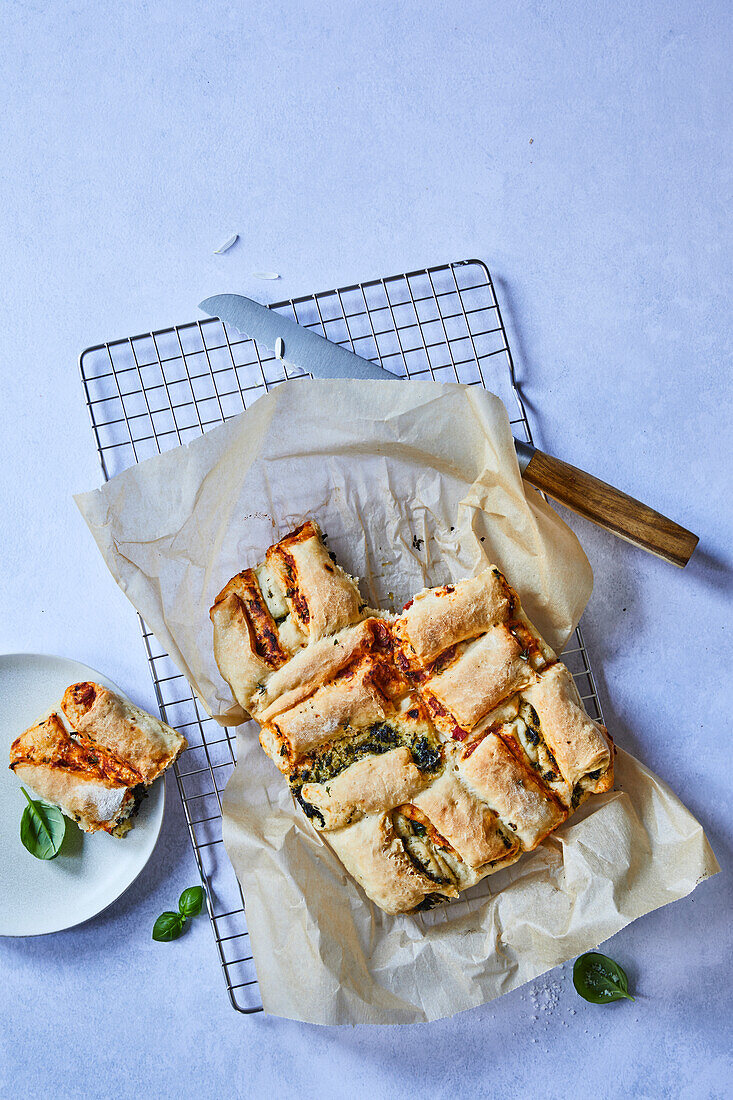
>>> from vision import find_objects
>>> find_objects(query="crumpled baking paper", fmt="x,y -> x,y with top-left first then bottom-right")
76,379 -> 719,1024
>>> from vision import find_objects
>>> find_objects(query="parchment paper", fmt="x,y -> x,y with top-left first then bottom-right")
76,379 -> 719,1024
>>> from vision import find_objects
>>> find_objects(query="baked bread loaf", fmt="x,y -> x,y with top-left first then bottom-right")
9,684 -> 187,836
212,521 -> 613,914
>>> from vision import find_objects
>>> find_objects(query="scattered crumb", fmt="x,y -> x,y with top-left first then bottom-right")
214,233 -> 238,254
252,271 -> 281,280
529,138 -> 534,144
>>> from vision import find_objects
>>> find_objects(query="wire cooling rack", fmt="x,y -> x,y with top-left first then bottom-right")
79,259 -> 604,1014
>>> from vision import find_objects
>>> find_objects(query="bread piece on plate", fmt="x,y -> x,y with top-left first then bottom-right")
9,713 -> 144,836
62,682 -> 186,786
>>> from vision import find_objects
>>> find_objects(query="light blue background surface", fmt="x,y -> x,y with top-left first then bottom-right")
1,2 -> 731,1097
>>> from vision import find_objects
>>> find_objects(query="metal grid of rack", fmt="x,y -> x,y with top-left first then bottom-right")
79,259 -> 604,1014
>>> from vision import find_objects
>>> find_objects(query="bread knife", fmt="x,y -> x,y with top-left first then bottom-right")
199,293 -> 698,567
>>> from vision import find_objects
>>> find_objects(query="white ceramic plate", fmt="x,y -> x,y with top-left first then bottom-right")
0,653 -> 164,936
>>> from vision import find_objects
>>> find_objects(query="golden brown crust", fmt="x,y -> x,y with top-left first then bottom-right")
60,682 -> 99,730
508,609 -> 557,668
10,714 -> 137,834
11,713 -> 139,786
458,731 -> 566,849
265,521 -> 363,640
211,592 -> 273,713
325,812 -> 451,914
523,664 -> 612,790
411,755 -> 519,868
61,683 -> 186,785
424,625 -> 537,731
270,660 -> 389,761
300,747 -> 428,830
255,619 -> 378,722
213,570 -> 288,667
395,568 -> 512,663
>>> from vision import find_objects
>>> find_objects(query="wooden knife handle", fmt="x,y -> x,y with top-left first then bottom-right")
522,449 -> 699,567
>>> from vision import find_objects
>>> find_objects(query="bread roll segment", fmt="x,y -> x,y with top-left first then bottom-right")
326,812 -> 454,915
211,523 -> 614,914
265,520 -> 364,640
300,746 -> 428,830
10,711 -> 136,836
458,732 -> 566,849
423,624 -> 537,731
395,569 -> 511,663
61,682 -> 186,785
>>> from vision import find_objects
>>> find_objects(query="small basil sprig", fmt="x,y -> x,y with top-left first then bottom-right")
152,886 -> 205,942
20,788 -> 66,860
573,952 -> 635,1003
152,911 -> 185,942
178,885 -> 204,918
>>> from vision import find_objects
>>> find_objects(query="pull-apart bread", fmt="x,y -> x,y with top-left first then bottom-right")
9,683 -> 186,836
211,520 -> 613,914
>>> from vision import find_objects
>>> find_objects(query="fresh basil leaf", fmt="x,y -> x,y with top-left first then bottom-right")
178,886 -> 204,918
19,788 -> 66,860
573,952 -> 635,1003
152,911 -> 185,942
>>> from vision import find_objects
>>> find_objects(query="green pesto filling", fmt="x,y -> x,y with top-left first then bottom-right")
290,721 -> 442,824
414,892 -> 446,912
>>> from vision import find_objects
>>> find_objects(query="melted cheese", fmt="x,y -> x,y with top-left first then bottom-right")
393,811 -> 457,886
254,563 -> 289,620
508,703 -> 570,804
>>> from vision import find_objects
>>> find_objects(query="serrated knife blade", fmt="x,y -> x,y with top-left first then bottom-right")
199,293 -> 395,382
198,292 -> 698,566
